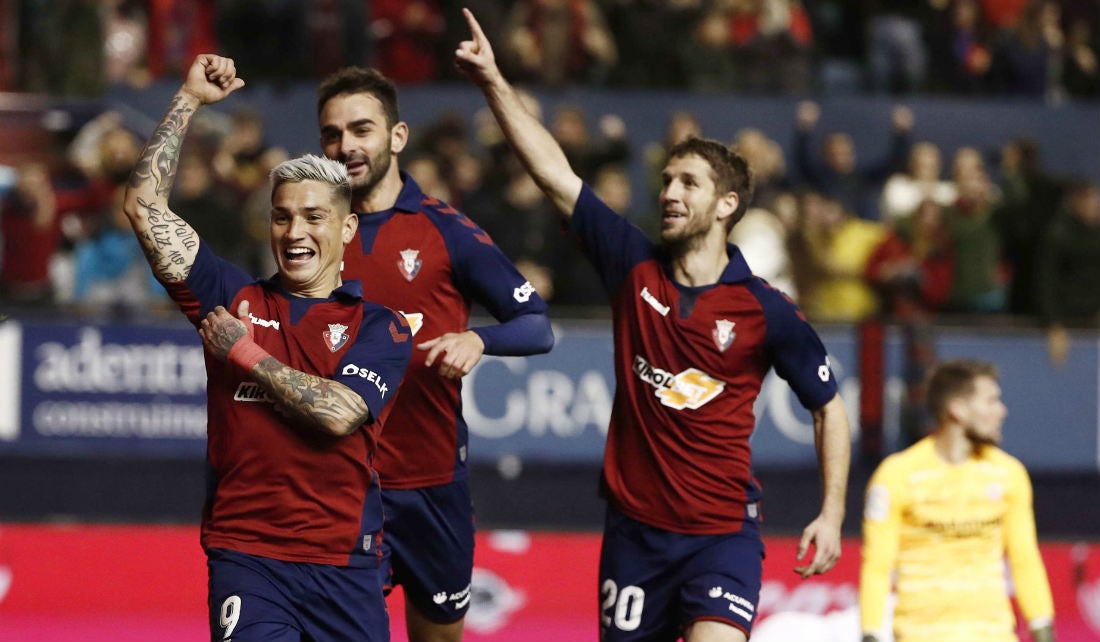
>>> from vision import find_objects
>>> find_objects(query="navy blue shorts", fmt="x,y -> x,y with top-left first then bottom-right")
207,548 -> 388,642
598,506 -> 765,642
380,479 -> 475,623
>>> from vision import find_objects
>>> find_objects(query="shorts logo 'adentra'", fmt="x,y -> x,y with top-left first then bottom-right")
398,248 -> 422,282
323,322 -> 350,352
633,355 -> 724,410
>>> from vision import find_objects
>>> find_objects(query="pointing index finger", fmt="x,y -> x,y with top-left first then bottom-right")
462,7 -> 487,46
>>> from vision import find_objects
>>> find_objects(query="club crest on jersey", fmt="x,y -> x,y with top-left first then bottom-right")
712,319 -> 736,351
323,322 -> 350,352
398,248 -> 422,282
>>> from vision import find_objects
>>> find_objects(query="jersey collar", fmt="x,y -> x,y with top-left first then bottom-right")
259,275 -> 365,302
719,244 -> 754,284
392,170 -> 425,213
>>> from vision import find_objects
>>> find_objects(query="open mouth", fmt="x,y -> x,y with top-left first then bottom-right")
284,247 -> 316,263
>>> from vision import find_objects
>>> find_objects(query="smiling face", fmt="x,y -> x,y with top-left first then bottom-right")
319,92 -> 406,200
270,179 -> 357,298
658,154 -> 736,248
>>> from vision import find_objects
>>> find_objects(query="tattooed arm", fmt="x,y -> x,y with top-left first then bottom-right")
200,302 -> 372,438
123,55 -> 245,282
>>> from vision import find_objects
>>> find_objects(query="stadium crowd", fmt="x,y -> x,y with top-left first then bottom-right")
1,1 -> 1098,345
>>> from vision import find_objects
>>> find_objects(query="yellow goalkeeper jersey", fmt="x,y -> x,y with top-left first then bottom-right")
859,437 -> 1054,642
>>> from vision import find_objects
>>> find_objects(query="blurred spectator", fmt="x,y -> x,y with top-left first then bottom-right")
216,0 -> 306,84
603,0 -> 702,88
732,126 -> 791,212
679,6 -> 737,93
212,107 -> 285,207
371,0 -> 444,83
930,0 -> 996,93
864,0 -> 932,94
1063,15 -> 1100,99
502,0 -> 618,87
104,0 -> 151,88
550,105 -> 630,183
880,141 -> 957,225
170,141 -> 247,267
309,0 -> 370,77
979,0 -> 1029,31
0,162 -> 58,304
18,0 -> 105,97
405,154 -> 454,204
729,205 -> 797,299
943,167 -> 1006,313
993,137 -> 1063,315
149,0 -> 216,80
866,197 -> 955,317
798,191 -> 886,322
729,0 -> 814,94
1035,180 -> 1100,364
793,100 -> 914,221
72,185 -> 167,318
994,0 -> 1065,100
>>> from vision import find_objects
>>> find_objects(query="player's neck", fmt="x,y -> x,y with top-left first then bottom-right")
667,234 -> 729,287
352,166 -> 403,214
932,426 -> 975,465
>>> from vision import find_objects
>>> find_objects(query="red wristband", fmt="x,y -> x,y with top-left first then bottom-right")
227,336 -> 270,372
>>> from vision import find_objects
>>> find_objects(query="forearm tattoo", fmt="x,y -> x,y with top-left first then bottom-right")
253,357 -> 373,436
128,95 -> 201,282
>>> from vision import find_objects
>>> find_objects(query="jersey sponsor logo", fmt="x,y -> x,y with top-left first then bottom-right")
632,355 -> 724,410
248,313 -> 280,330
398,311 -> 424,336
513,281 -> 536,303
323,323 -> 350,352
639,286 -> 670,316
341,363 -> 390,398
713,319 -> 736,351
398,248 -> 422,282
233,381 -> 273,403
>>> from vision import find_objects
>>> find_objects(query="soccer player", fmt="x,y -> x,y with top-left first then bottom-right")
859,359 -> 1056,642
455,10 -> 851,642
123,54 -> 412,641
315,66 -> 554,641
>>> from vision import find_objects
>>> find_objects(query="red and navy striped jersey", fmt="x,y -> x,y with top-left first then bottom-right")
165,242 -> 412,566
341,173 -> 549,488
570,186 -> 838,535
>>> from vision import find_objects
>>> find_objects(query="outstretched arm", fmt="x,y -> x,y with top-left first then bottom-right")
455,8 -> 582,218
200,302 -> 372,437
123,54 -> 244,282
796,393 -> 850,578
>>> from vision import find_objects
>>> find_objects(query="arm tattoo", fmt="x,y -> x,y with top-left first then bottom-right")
127,94 -> 203,282
252,357 -> 373,437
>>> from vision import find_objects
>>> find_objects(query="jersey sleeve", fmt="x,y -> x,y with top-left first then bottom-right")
859,457 -> 905,635
755,284 -> 838,410
161,240 -> 254,326
446,212 -> 549,321
334,307 -> 414,424
567,184 -> 655,296
1003,457 -> 1055,629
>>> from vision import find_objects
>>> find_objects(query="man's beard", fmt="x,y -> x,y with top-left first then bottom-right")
349,146 -> 392,200
963,424 -> 1000,452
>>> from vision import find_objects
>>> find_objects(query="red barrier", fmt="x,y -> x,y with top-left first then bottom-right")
0,525 -> 1097,641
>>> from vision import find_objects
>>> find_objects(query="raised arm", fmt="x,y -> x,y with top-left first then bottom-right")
795,393 -> 851,578
200,302 -> 374,437
123,54 -> 244,282
454,8 -> 582,218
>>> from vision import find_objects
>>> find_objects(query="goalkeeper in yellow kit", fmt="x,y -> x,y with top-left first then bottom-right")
859,359 -> 1055,642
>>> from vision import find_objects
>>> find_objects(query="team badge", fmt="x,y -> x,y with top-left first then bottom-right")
398,248 -> 422,282
712,319 -> 736,351
323,322 -> 350,352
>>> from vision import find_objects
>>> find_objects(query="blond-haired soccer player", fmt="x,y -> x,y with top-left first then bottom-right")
860,359 -> 1055,642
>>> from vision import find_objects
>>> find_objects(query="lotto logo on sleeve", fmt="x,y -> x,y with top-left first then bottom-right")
632,355 -> 724,410
341,364 -> 390,398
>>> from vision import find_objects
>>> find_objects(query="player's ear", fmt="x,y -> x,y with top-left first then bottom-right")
342,213 -> 358,244
716,191 -> 739,222
390,121 -> 409,154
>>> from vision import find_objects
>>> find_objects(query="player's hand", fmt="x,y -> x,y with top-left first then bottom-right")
198,301 -> 254,361
794,513 -> 842,579
454,9 -> 501,87
417,330 -> 486,379
181,54 -> 245,106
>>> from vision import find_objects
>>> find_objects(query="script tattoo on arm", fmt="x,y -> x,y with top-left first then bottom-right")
251,357 -> 373,437
124,93 -> 203,282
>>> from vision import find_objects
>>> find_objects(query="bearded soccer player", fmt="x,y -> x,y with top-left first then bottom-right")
123,54 -> 412,641
860,359 -> 1056,642
456,10 -> 851,642
315,65 -> 554,641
